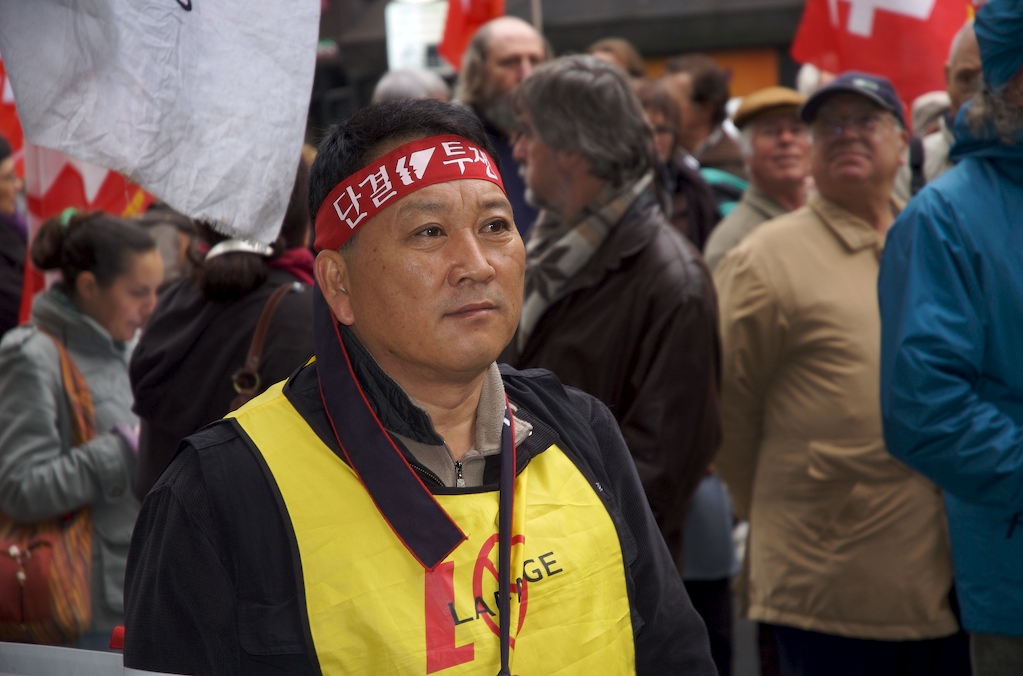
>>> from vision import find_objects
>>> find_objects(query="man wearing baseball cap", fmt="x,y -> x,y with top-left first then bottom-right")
703,86 -> 810,271
122,97 -> 715,675
714,71 -> 968,675
881,0 -> 1023,672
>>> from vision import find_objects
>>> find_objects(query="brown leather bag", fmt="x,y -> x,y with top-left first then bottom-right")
0,332 -> 94,644
229,282 -> 300,411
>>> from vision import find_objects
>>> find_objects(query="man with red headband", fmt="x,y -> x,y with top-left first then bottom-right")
122,98 -> 714,675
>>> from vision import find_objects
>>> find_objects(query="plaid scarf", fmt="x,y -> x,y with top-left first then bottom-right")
518,172 -> 653,351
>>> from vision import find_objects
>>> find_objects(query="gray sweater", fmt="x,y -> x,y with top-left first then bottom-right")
0,287 -> 138,634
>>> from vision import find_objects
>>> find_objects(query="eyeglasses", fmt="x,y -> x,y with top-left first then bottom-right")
812,111 -> 896,139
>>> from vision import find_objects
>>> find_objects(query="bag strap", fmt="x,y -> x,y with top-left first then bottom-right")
909,136 -> 926,197
231,282 -> 300,408
38,330 -> 97,445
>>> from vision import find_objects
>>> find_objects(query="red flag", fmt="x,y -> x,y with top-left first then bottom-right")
18,145 -> 153,323
0,58 -> 24,177
791,0 -> 972,111
438,0 -> 505,72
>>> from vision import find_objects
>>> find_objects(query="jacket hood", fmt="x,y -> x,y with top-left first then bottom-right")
949,101 -> 1023,169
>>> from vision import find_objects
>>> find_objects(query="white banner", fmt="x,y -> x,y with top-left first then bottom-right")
0,0 -> 319,244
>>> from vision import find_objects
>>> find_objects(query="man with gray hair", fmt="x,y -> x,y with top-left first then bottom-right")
880,0 -> 1023,672
454,16 -> 549,238
703,86 -> 810,271
503,54 -> 721,599
371,67 -> 449,104
716,70 -> 967,675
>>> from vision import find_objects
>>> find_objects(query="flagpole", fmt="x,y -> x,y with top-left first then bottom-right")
530,0 -> 542,34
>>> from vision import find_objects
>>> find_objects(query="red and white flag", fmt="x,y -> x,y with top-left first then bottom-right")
791,0 -> 973,109
0,59 -> 23,177
17,145 -> 153,323
3,56 -> 152,324
438,0 -> 505,72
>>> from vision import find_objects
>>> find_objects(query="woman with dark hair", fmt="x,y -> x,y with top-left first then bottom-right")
129,160 -> 315,499
635,80 -> 722,251
0,210 -> 163,649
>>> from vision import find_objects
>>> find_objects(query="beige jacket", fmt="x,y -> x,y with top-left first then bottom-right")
704,185 -> 789,272
713,192 -> 957,640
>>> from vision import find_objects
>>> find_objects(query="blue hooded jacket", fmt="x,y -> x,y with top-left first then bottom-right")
879,105 -> 1023,636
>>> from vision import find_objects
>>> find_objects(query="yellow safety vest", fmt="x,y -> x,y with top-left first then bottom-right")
230,382 -> 636,675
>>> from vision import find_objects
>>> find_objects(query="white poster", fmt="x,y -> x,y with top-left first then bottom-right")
0,0 -> 320,244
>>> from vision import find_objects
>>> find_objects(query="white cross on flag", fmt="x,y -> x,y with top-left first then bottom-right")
792,0 -> 973,112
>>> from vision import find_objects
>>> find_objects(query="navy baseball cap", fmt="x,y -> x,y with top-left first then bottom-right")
800,71 -> 906,129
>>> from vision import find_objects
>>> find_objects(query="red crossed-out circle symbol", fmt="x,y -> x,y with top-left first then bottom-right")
472,533 -> 528,647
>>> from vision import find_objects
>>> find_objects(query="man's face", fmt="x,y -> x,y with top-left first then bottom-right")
746,109 -> 810,194
482,22 -> 545,102
511,113 -> 572,213
945,27 -> 981,120
809,93 -> 908,200
319,177 -> 525,387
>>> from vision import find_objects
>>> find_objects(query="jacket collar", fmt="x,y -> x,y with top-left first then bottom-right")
808,191 -> 898,254
32,285 -> 133,360
742,184 -> 790,222
339,324 -> 444,445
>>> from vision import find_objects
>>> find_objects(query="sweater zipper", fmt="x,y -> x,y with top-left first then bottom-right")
411,463 -> 444,487
454,461 -> 465,488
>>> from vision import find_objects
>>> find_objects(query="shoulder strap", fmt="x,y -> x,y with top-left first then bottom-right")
38,330 -> 97,445
909,136 -> 926,197
230,282 -> 299,409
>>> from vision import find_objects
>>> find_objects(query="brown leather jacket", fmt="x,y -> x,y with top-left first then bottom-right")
502,188 -> 722,567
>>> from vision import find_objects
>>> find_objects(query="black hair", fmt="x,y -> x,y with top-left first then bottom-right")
31,211 -> 156,296
665,53 -> 731,126
192,158 -> 310,303
308,98 -> 497,244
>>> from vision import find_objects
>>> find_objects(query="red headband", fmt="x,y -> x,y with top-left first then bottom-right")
313,134 -> 505,252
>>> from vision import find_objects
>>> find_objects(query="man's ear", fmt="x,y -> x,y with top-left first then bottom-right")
556,148 -> 588,176
314,250 -> 355,326
896,126 -> 911,166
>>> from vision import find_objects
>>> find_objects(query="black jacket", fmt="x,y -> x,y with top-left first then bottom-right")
504,187 -> 722,571
123,351 -> 714,675
129,269 -> 313,499
0,213 -> 26,339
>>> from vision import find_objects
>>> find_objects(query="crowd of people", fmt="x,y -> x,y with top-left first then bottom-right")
0,0 -> 1020,674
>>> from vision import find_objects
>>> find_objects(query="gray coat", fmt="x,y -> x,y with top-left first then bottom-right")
0,287 -> 138,634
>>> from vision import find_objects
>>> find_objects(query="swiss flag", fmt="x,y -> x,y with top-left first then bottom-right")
791,0 -> 973,111
17,146 -> 153,323
438,0 -> 506,72
0,58 -> 24,177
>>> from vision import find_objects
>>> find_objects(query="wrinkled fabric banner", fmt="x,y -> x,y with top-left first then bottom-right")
0,0 -> 319,245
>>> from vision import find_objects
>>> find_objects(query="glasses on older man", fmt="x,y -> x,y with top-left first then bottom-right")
812,110 -> 896,139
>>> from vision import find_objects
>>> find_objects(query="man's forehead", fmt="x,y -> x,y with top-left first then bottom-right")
752,107 -> 803,126
815,93 -> 887,115
949,28 -> 981,71
486,24 -> 543,60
